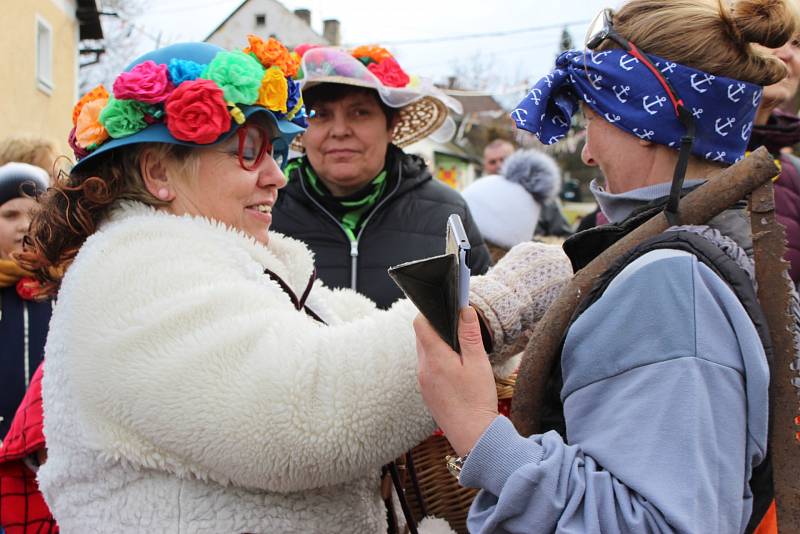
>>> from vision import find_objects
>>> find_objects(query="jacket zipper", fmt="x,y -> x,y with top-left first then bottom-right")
295,164 -> 403,291
23,300 -> 30,387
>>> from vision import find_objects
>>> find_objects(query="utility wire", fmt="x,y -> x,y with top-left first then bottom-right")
408,35 -> 563,70
375,20 -> 590,46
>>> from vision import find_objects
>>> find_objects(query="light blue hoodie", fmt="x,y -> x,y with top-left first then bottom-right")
461,182 -> 768,533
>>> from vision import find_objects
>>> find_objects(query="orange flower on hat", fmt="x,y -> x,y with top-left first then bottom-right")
72,85 -> 109,127
75,96 -> 110,149
351,45 -> 393,64
244,35 -> 298,77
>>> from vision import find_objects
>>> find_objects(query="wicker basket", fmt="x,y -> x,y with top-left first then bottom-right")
403,374 -> 517,534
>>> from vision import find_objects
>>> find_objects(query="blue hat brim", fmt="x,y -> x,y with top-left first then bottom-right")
72,106 -> 303,173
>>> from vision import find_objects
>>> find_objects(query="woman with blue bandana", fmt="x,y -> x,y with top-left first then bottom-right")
414,0 -> 799,532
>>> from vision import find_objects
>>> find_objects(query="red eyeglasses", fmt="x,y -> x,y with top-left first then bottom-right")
585,8 -> 696,224
227,123 -> 289,171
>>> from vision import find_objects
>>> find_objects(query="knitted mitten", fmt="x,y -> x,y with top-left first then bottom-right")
470,242 -> 572,362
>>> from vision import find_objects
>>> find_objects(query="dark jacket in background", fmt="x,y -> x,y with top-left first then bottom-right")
273,147 -> 491,309
747,111 -> 800,288
0,284 -> 51,439
535,198 -> 574,237
776,153 -> 800,287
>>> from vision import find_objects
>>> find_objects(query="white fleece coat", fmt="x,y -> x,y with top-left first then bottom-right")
38,201 -> 437,533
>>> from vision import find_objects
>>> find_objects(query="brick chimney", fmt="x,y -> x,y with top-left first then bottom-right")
294,9 -> 311,26
323,19 -> 341,46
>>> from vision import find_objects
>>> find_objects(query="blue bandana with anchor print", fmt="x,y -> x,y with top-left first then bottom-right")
512,49 -> 762,164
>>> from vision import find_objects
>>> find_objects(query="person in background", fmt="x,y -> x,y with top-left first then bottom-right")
415,0 -> 798,532
21,39 -> 571,533
482,139 -> 514,176
273,45 -> 490,309
748,30 -> 800,289
0,155 -> 57,534
483,139 -> 572,238
0,162 -> 50,441
462,149 -> 561,262
0,363 -> 58,534
0,137 -> 58,181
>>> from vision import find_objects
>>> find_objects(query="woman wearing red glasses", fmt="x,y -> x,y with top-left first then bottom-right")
416,0 -> 799,533
15,39 -> 572,533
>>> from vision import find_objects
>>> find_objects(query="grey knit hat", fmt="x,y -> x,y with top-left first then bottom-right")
501,149 -> 561,202
462,149 -> 561,250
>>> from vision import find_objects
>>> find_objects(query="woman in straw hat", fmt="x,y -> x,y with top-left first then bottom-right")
415,0 -> 799,532
272,45 -> 491,309
18,37 -> 571,533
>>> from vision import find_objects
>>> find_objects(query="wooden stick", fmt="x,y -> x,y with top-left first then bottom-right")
749,181 -> 800,533
511,146 -> 780,437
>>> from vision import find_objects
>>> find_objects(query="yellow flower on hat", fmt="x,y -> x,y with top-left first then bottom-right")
257,67 -> 288,113
75,97 -> 110,149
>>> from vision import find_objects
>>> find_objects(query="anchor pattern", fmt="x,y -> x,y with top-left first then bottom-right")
613,85 -> 631,103
727,83 -> 745,103
690,73 -> 715,93
642,95 -> 667,115
551,114 -> 569,128
740,122 -> 752,142
510,49 -> 762,164
510,108 -> 528,126
715,117 -> 735,137
591,51 -> 612,65
619,54 -> 639,71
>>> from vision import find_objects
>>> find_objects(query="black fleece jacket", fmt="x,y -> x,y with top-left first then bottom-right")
272,146 -> 491,309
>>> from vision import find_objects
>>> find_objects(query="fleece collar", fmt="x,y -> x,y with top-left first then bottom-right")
103,201 -> 316,298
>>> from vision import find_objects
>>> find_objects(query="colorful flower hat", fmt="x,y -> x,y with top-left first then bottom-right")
70,37 -> 309,171
292,44 -> 463,148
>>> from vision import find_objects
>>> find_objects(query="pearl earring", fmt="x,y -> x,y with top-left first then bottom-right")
157,188 -> 170,200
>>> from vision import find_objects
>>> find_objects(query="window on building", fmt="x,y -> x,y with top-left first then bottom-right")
36,16 -> 53,93
255,14 -> 266,27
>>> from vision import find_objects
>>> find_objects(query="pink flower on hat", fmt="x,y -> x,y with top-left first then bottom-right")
367,57 -> 410,88
113,60 -> 175,104
294,43 -> 322,58
165,78 -> 231,144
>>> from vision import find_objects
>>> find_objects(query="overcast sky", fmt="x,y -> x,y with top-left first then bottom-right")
135,0 -> 617,103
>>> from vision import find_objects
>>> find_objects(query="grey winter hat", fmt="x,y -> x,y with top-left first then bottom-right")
462,149 -> 562,250
0,162 -> 49,206
501,149 -> 561,202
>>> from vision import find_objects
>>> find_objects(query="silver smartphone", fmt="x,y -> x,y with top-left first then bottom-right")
446,214 -> 471,309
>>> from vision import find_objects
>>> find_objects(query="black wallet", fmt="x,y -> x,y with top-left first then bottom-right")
388,252 -> 462,352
